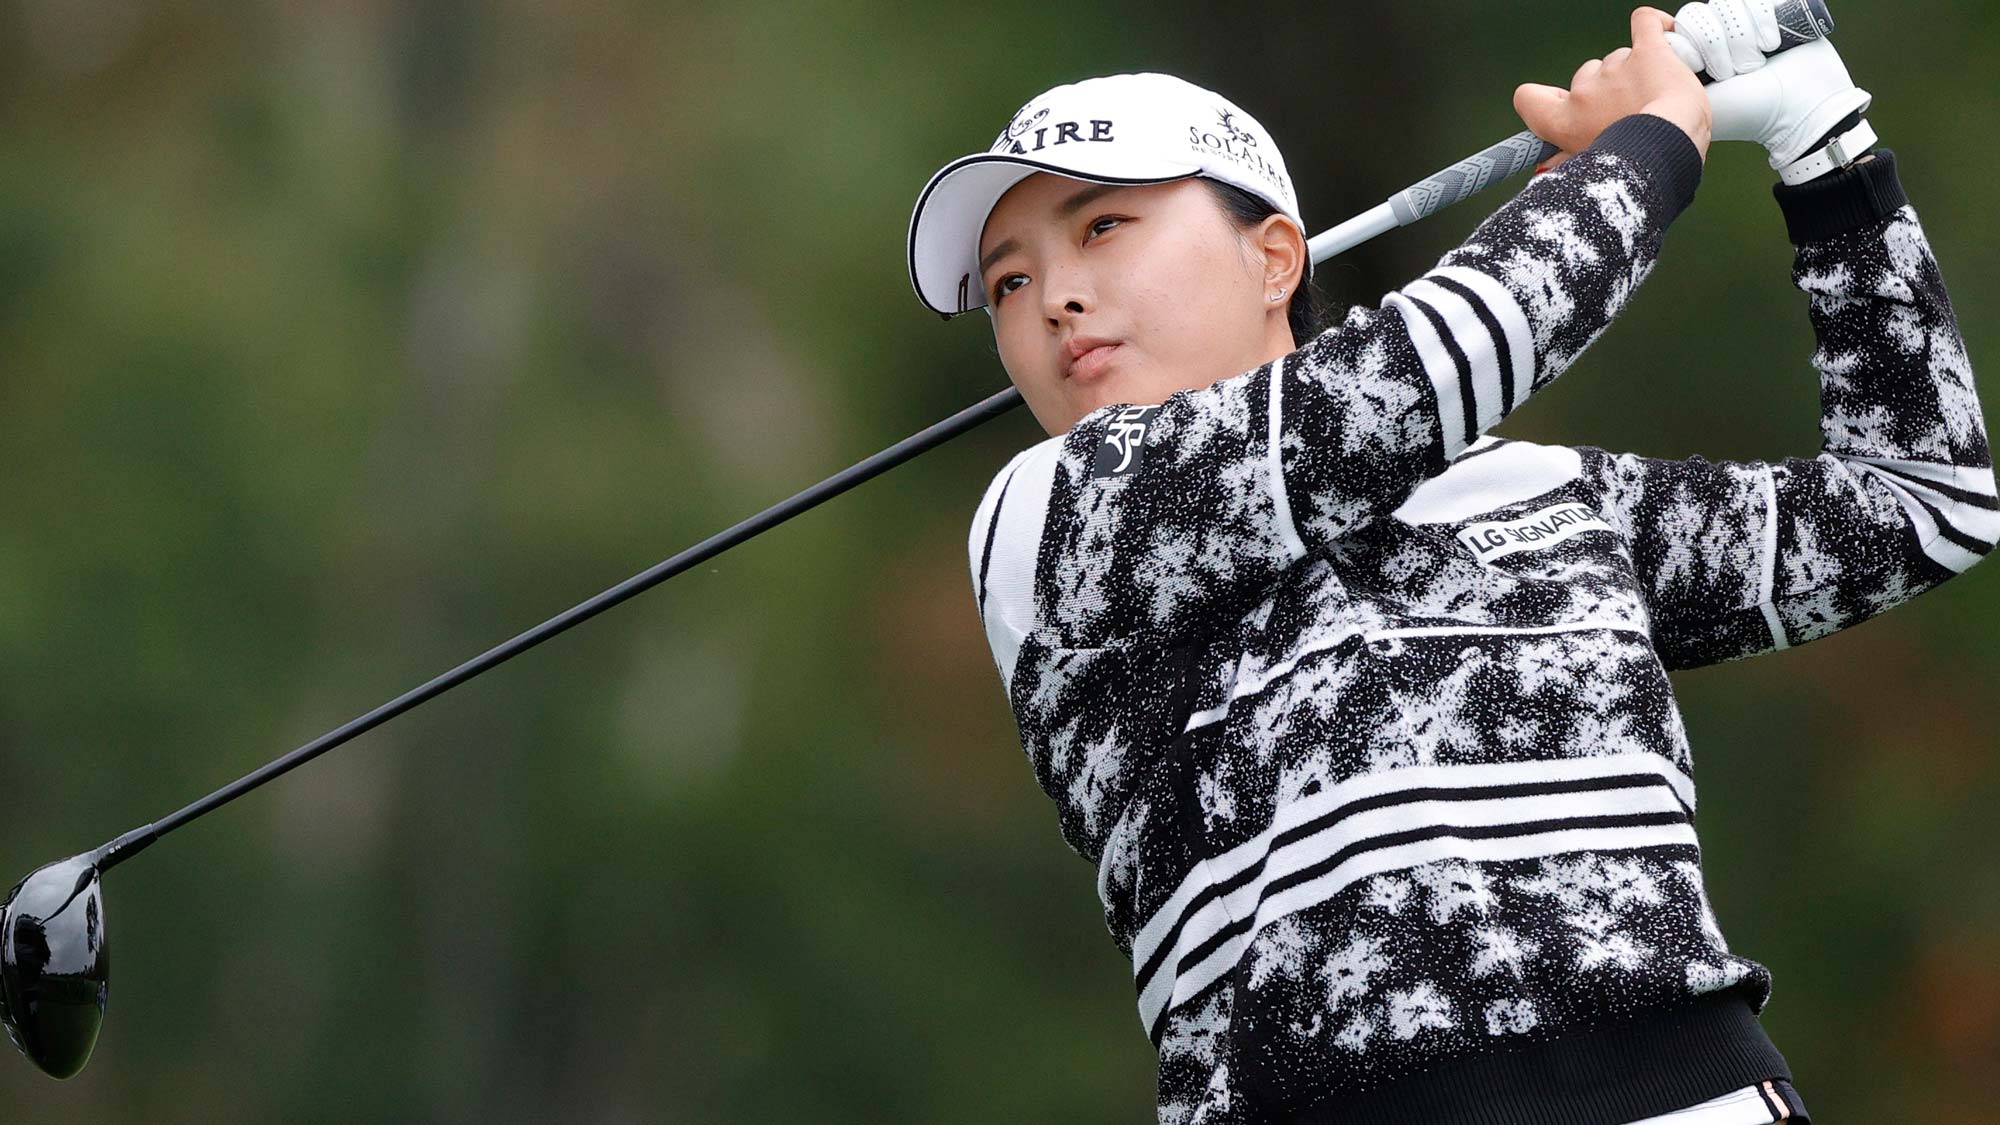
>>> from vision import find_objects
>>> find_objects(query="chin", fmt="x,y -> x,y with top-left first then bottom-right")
1087,373 -> 1173,413
1045,369 -> 1172,432
1070,386 -> 1130,425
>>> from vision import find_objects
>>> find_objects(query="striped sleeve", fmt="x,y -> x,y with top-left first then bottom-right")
1843,453 -> 1998,574
1580,152 -> 1995,671
1359,112 -> 1705,461
1275,113 -> 1703,564
1382,265 -> 1536,456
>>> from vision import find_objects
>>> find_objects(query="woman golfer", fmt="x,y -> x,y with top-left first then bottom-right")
908,5 -> 1990,1122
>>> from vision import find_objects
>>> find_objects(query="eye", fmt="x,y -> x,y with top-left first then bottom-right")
990,273 -> 1028,304
1084,215 -> 1125,241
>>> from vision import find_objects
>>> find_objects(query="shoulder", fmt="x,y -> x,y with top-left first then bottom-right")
1392,435 -> 1590,525
967,433 -> 1067,600
969,435 -> 1063,548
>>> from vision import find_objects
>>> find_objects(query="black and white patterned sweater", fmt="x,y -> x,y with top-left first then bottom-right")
966,115 -> 1993,1125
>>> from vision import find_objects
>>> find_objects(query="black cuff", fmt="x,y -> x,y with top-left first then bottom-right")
1772,148 -> 1907,244
1588,113 -> 1705,221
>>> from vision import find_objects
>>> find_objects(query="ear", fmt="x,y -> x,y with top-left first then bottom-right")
1251,213 -> 1306,298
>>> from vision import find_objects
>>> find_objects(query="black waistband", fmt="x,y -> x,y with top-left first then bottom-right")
1280,990 -> 1792,1125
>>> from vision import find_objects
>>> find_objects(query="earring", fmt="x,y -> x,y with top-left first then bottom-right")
1269,287 -> 1286,302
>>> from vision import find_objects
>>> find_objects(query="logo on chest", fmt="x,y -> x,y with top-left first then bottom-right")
1455,501 -> 1613,563
1093,405 -> 1161,478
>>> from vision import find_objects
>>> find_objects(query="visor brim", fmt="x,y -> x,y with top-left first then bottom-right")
906,153 -> 1201,317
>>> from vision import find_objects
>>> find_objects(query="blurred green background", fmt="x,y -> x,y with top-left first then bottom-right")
1,1 -> 1994,1121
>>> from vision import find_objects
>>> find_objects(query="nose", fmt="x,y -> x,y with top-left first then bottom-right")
1040,264 -> 1092,328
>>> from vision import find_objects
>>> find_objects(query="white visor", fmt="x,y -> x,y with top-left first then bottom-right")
906,72 -> 1305,318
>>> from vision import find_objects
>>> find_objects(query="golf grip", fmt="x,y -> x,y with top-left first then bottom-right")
1775,0 -> 1835,51
1671,0 -> 1833,84
1393,0 -> 1833,228
1388,132 -> 1555,226
84,110 -> 1622,871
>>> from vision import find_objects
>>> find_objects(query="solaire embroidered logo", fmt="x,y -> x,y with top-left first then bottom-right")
1187,107 -> 1283,193
1456,501 -> 1614,563
1093,405 -> 1161,479
991,104 -> 1116,155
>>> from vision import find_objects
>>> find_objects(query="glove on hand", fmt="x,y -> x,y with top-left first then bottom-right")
1667,0 -> 1872,181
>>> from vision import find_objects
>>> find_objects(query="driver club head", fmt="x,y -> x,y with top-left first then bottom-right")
1,855 -> 109,1080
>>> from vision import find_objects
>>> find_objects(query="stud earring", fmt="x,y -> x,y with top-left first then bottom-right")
1269,287 -> 1286,302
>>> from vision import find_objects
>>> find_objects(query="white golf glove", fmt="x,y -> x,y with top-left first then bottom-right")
1666,0 -> 1874,183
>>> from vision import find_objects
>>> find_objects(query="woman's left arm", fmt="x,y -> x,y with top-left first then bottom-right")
1582,151 -> 1996,671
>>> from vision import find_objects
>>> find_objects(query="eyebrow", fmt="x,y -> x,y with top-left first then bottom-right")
977,239 -> 1018,277
1056,181 -> 1123,218
978,182 -> 1129,276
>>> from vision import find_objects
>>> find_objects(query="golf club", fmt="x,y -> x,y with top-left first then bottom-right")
0,1 -> 1835,1080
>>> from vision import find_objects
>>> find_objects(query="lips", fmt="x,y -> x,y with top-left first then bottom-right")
1062,336 -> 1122,382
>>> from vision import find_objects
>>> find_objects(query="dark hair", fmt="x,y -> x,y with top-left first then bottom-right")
1199,177 -> 1321,344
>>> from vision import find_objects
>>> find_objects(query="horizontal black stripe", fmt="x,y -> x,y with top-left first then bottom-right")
1867,464 -> 2000,510
1145,807 -> 1692,1044
1453,437 -> 1513,464
1908,489 -> 1995,556
1133,772 -> 1672,994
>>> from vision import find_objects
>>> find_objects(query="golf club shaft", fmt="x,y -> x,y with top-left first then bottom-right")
92,121 -> 1566,872
93,386 -> 1025,869
1310,0 -> 1835,263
